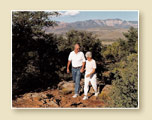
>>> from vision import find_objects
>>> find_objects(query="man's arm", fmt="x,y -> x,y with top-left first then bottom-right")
80,52 -> 86,73
80,62 -> 85,73
67,60 -> 71,73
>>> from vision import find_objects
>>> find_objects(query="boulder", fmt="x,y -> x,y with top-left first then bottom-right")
32,97 -> 40,101
31,93 -> 41,97
102,85 -> 112,94
41,93 -> 47,99
97,85 -> 112,101
22,93 -> 32,99
47,101 -> 59,107
58,81 -> 75,94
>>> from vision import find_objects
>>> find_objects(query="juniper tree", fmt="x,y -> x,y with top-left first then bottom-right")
12,11 -> 60,97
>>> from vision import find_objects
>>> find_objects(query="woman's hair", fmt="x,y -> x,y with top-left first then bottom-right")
85,51 -> 92,58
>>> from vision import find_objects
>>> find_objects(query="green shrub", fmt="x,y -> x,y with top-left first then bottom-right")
109,53 -> 138,108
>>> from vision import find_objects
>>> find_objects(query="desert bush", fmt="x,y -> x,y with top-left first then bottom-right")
103,39 -> 129,62
12,11 -> 60,97
103,27 -> 138,63
103,27 -> 138,108
100,27 -> 138,107
109,53 -> 138,108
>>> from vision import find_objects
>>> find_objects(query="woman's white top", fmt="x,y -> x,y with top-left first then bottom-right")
85,59 -> 96,74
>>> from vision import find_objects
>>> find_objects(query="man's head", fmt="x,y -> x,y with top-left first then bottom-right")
74,43 -> 80,53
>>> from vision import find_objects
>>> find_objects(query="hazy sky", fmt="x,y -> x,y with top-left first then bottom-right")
50,11 -> 138,23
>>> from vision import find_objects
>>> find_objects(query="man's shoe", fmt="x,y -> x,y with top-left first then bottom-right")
94,92 -> 99,97
83,96 -> 88,100
72,94 -> 79,98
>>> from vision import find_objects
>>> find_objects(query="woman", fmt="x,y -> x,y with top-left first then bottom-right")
83,51 -> 99,100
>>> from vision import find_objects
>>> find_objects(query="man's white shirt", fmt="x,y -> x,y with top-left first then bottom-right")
68,51 -> 85,67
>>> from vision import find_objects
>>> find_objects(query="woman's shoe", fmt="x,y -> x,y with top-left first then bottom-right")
83,96 -> 88,100
94,92 -> 99,97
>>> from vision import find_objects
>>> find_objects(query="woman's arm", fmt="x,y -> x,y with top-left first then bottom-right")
86,68 -> 95,78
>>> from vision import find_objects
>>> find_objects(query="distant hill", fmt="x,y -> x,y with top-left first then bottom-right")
45,19 -> 138,45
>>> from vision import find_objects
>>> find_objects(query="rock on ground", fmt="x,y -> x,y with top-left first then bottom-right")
12,80 -> 110,108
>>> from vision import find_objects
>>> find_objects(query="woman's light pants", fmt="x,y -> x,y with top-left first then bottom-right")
84,73 -> 97,96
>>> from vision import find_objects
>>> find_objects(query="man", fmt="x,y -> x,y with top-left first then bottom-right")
67,44 -> 85,98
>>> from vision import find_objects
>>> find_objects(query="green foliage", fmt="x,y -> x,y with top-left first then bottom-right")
103,39 -> 130,63
103,27 -> 138,108
135,40 -> 138,53
12,11 -> 60,97
12,11 -> 59,33
123,27 -> 138,53
103,27 -> 138,63
110,53 -> 138,108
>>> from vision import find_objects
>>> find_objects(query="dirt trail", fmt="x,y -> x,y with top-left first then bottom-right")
12,79 -> 112,108
12,89 -> 105,108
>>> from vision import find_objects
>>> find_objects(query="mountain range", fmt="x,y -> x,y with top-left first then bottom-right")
45,19 -> 138,45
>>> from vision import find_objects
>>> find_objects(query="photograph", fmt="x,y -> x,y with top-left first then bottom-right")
11,10 -> 139,109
